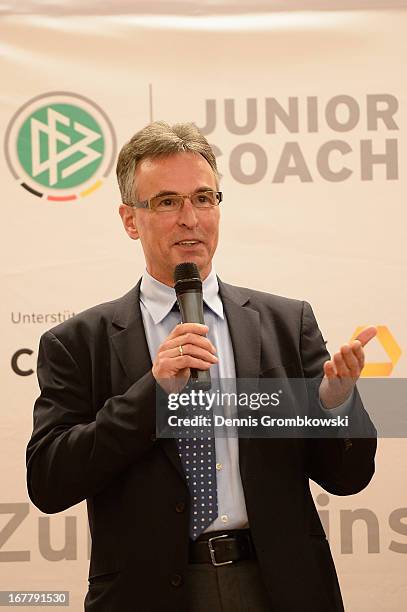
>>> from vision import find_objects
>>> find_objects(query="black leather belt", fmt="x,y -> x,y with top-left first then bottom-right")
189,529 -> 256,566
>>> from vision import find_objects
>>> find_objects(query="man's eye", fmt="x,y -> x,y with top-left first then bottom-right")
157,198 -> 177,208
195,193 -> 214,205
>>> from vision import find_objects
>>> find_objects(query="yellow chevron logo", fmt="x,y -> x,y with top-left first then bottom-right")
350,326 -> 401,377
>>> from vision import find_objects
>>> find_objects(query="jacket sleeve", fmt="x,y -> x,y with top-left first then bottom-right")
300,301 -> 377,495
26,330 -> 156,514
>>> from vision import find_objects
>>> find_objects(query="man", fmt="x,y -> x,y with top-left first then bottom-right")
26,121 -> 377,612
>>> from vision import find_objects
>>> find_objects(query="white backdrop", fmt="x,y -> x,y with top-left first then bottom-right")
1,4 -> 406,610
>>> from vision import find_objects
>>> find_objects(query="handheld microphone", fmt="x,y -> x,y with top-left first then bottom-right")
174,262 -> 211,391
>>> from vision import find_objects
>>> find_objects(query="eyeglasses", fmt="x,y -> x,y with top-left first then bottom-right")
128,190 -> 223,213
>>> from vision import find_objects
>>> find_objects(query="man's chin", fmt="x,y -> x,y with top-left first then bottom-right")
173,253 -> 202,268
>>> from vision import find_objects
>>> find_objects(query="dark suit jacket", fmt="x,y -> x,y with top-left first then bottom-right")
26,279 -> 377,612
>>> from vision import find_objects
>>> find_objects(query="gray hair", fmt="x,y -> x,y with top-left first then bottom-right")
116,121 -> 219,203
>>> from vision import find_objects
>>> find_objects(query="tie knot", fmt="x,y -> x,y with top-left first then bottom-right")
171,301 -> 180,313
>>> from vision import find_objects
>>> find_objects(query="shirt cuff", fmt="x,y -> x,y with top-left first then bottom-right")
318,388 -> 355,416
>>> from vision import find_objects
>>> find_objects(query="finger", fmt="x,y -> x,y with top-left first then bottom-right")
333,352 -> 351,378
164,345 -> 218,363
168,323 -> 209,339
355,326 -> 377,347
164,332 -> 216,354
181,344 -> 218,363
339,345 -> 360,377
323,360 -> 337,379
349,341 -> 365,369
173,355 -> 214,371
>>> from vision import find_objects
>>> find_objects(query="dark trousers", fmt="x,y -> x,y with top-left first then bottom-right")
186,559 -> 272,611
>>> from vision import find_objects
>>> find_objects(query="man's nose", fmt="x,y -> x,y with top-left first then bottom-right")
177,198 -> 198,227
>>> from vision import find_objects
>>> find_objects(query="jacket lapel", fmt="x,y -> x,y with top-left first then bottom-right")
218,279 -> 261,380
218,279 -> 261,476
110,281 -> 152,383
110,281 -> 187,485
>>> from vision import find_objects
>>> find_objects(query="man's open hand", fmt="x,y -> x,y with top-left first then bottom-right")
319,326 -> 377,409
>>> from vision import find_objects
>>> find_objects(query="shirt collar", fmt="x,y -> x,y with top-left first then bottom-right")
140,267 -> 224,324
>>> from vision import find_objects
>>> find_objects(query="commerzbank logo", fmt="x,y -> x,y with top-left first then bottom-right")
4,92 -> 116,201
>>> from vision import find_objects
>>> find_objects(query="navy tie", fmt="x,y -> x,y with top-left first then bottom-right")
176,411 -> 218,540
172,301 -> 219,539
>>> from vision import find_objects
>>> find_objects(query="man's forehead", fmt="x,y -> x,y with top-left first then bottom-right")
136,151 -> 212,173
134,152 -> 217,194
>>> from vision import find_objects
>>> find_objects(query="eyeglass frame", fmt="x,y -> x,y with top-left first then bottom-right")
126,190 -> 223,212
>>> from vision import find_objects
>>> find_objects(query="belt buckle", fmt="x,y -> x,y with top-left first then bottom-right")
207,534 -> 233,567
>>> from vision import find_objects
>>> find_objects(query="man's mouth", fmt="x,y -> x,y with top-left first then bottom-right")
175,240 -> 201,246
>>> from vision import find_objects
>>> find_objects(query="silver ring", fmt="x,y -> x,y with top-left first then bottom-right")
178,345 -> 183,356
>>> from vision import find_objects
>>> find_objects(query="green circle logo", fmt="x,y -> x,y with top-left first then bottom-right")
5,92 -> 116,201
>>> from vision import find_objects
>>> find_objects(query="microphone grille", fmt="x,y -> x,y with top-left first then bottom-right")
174,262 -> 201,284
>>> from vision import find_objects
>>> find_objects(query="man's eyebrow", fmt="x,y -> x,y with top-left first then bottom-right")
195,186 -> 215,193
152,186 -> 214,198
152,190 -> 178,198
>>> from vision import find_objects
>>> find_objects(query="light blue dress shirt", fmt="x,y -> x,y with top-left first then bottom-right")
140,268 -> 249,532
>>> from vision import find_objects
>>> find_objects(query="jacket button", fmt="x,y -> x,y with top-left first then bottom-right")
175,501 -> 185,513
170,574 -> 183,587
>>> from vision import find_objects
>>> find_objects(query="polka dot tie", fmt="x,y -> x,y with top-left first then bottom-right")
170,301 -> 218,540
176,403 -> 218,540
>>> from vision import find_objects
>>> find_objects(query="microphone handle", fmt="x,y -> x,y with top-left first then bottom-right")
177,291 -> 212,391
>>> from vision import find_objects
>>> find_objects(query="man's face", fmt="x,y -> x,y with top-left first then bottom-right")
119,152 -> 220,286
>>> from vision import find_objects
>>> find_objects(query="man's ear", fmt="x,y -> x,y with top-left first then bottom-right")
119,204 -> 139,240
